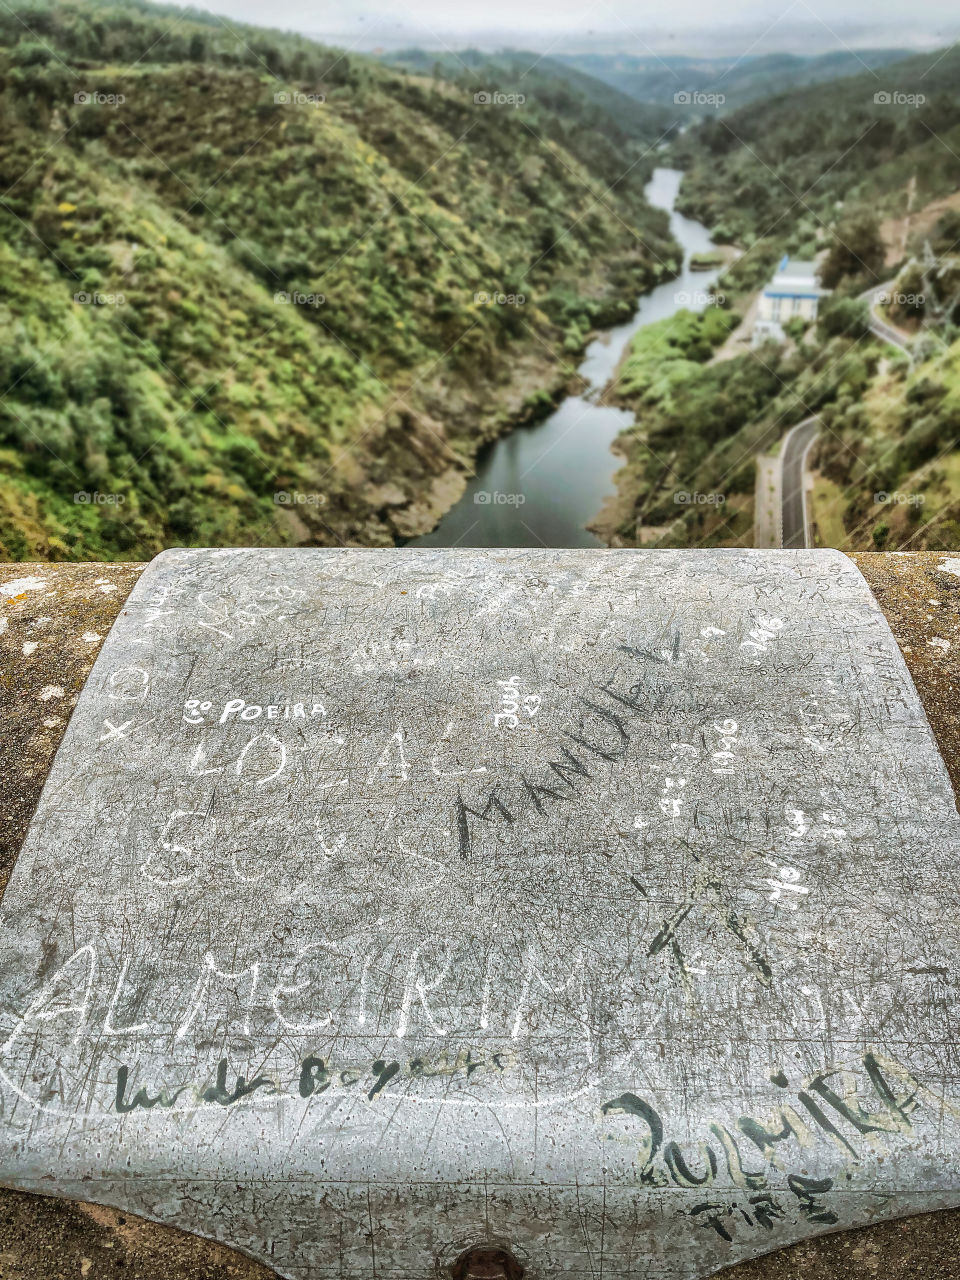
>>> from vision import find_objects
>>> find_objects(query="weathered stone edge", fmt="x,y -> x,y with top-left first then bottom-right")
1,551 -> 959,1280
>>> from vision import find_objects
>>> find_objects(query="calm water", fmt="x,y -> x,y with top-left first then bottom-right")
410,167 -> 720,548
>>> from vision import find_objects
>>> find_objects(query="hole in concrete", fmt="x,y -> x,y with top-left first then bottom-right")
450,1244 -> 525,1280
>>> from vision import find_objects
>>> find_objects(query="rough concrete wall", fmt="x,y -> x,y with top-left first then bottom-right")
1,552 -> 960,1280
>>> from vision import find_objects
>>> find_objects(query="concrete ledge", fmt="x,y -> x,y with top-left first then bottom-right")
3,1185 -> 960,1280
2,551 -> 960,1279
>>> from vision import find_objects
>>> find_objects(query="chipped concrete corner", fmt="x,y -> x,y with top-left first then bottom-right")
2,551 -> 960,1280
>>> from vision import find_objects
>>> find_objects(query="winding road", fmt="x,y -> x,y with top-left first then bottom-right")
778,282 -> 913,547
780,415 -> 821,548
861,282 -> 914,356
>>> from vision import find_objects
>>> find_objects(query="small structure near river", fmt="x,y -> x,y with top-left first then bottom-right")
753,256 -> 828,345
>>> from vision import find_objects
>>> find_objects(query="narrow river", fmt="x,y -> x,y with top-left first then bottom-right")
411,167 -> 720,548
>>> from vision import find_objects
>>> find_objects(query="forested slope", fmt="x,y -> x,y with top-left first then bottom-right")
673,44 -> 960,289
0,0 -> 678,559
593,43 -> 960,553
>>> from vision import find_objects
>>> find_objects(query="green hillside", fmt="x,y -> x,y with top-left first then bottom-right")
672,44 -> 960,290
596,299 -> 960,553
384,47 -> 676,143
0,0 -> 678,560
554,49 -> 911,115
576,39 -> 960,555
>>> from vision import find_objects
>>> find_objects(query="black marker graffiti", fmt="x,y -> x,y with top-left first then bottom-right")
116,1047 -> 512,1114
455,637 -> 677,856
602,1049 -> 928,1237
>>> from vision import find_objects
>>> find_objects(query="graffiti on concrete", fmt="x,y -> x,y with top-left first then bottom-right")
1,547 -> 960,1279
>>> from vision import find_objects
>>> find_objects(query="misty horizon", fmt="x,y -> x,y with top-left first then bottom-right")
173,0 -> 960,59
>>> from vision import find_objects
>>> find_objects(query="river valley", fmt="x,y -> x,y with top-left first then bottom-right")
411,167 -> 721,548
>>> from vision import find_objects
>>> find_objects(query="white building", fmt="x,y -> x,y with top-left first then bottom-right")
752,257 -> 826,345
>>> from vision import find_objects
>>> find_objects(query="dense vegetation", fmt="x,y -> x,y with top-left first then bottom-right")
0,0 -> 678,559
588,40 -> 960,553
595,306 -> 785,546
609,306 -> 739,400
600,296 -> 960,552
6,4 -> 959,560
672,44 -> 960,293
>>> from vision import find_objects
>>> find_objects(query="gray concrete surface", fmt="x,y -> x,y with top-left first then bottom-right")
3,549 -> 960,1278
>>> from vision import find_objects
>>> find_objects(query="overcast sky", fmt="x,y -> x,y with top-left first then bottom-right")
189,0 -> 960,55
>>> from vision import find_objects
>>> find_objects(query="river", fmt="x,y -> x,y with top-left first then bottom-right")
410,167 -> 720,548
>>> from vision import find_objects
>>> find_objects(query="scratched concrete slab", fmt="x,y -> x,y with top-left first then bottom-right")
2,546 -> 960,1280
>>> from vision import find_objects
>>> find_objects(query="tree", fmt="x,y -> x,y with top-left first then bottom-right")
817,296 -> 870,339
820,214 -> 887,288
889,262 -> 926,323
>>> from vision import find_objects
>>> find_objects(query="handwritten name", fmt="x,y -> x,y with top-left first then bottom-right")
183,698 -> 326,725
115,1046 -> 513,1113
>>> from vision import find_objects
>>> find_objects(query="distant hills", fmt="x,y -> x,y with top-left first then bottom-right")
553,49 -> 914,113
383,47 -> 676,137
385,47 -> 915,117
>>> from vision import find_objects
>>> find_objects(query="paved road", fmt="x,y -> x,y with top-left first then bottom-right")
780,415 -> 821,548
777,285 -> 913,548
861,282 -> 914,356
